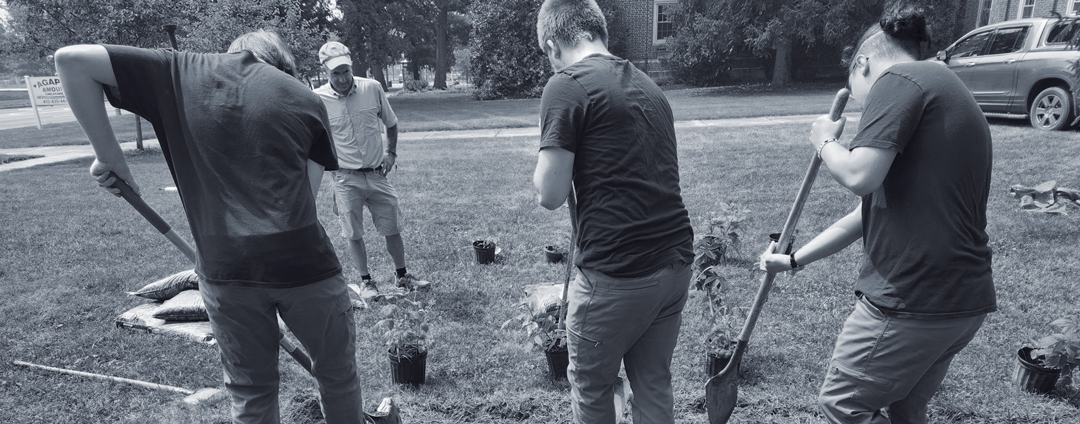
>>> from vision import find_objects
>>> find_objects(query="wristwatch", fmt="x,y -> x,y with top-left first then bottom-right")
789,253 -> 805,271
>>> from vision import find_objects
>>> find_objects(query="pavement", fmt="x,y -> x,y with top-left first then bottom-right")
0,113 -> 860,173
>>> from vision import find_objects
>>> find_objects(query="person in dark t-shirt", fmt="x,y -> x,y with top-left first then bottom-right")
55,30 -> 369,423
760,6 -> 994,423
532,1 -> 693,422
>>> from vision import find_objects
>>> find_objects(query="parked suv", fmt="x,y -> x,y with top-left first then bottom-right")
933,17 -> 1080,130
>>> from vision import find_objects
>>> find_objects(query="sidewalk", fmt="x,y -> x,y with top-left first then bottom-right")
0,113 -> 859,173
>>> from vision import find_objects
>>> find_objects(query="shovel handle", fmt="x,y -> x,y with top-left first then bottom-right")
736,88 -> 850,343
107,172 -> 197,263
106,173 -> 317,375
14,360 -> 194,394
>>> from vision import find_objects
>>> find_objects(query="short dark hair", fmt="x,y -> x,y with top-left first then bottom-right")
228,29 -> 298,77
537,0 -> 608,52
843,4 -> 930,71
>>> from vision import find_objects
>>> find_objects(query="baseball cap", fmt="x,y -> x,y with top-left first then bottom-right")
319,41 -> 353,70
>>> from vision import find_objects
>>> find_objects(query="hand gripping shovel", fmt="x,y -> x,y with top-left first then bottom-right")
105,173 -> 314,373
705,88 -> 850,424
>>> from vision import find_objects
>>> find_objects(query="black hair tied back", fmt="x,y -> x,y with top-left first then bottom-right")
879,5 -> 929,43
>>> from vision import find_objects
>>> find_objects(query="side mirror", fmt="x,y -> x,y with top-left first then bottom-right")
936,50 -> 949,61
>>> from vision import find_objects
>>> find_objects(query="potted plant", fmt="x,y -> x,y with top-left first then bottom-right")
374,292 -> 434,387
1014,316 -> 1080,394
543,245 -> 564,263
692,204 -> 747,377
473,239 -> 496,264
502,284 -> 568,379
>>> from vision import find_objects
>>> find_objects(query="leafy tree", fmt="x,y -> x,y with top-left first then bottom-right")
594,0 -> 629,59
337,0 -> 433,90
468,0 -> 547,99
668,0 -> 970,87
180,0 -> 330,80
2,0 -> 328,80
433,0 -> 470,89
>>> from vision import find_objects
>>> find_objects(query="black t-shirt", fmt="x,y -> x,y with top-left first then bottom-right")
103,45 -> 341,288
850,61 -> 996,319
539,54 -> 693,278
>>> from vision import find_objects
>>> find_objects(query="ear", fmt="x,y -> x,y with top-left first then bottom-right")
546,40 -> 560,58
856,55 -> 870,76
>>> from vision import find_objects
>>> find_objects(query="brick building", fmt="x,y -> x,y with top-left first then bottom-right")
971,0 -> 1080,29
606,0 -> 678,81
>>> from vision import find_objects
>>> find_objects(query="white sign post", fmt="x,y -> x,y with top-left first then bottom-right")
24,75 -> 67,130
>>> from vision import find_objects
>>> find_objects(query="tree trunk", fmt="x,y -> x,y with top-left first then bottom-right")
434,6 -> 449,89
371,64 -> 388,92
771,36 -> 793,86
409,60 -> 421,82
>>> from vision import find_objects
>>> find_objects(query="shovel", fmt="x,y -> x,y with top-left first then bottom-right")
105,173 -> 314,373
14,360 -> 225,405
107,174 -> 402,422
705,88 -> 850,424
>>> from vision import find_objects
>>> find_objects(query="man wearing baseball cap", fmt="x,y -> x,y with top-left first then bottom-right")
314,41 -> 431,301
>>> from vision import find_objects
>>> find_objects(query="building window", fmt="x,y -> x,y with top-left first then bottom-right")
1019,0 -> 1035,19
1071,0 -> 1080,15
978,0 -> 993,26
654,1 -> 676,44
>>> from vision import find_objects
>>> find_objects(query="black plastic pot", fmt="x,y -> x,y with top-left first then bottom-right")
1013,347 -> 1060,394
545,346 -> 569,380
473,240 -> 496,264
706,351 -> 732,378
544,246 -> 564,263
389,350 -> 427,387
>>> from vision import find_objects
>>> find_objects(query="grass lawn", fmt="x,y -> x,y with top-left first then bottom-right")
1,119 -> 1079,423
0,113 -> 152,149
1,82 -> 859,149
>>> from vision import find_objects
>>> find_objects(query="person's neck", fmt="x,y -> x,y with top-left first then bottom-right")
562,40 -> 611,67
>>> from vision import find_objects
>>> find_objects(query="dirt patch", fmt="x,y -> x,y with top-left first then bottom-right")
288,392 -> 324,423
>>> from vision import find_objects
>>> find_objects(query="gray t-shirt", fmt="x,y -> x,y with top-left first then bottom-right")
850,61 -> 996,319
539,54 -> 693,278
104,45 -> 341,288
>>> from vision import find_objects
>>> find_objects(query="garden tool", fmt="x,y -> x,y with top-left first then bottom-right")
106,173 -> 314,373
705,88 -> 850,424
13,360 -> 225,405
108,174 -> 395,423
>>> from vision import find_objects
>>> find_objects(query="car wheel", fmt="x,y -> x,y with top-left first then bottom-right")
1029,86 -> 1072,131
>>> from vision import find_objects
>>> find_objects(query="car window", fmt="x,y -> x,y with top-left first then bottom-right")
1045,20 -> 1080,44
987,27 -> 1029,55
1046,19 -> 1080,44
951,31 -> 993,58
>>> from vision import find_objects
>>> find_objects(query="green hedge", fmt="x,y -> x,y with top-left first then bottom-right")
468,0 -> 549,100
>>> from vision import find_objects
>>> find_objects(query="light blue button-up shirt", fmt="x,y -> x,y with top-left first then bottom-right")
314,77 -> 398,170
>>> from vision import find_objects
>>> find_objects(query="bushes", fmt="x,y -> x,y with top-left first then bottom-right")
665,1 -> 738,87
468,0 -> 549,100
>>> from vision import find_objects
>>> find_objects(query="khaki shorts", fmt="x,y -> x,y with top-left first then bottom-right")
332,169 -> 402,239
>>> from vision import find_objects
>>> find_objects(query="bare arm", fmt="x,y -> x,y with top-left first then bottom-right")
306,159 -> 324,200
533,146 -> 574,210
381,125 -> 398,176
809,115 -> 896,196
54,45 -> 137,195
760,204 -> 863,273
819,145 -> 897,196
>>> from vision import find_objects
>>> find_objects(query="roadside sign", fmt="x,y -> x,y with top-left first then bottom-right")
24,75 -> 66,129
26,77 -> 66,106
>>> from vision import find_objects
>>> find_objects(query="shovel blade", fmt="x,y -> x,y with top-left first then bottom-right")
183,387 -> 225,405
705,341 -> 747,424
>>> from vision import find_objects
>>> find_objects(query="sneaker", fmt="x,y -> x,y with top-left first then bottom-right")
366,397 -> 400,424
358,280 -> 380,300
397,273 -> 431,290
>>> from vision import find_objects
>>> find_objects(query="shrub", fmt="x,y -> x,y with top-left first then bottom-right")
468,0 -> 549,100
402,77 -> 429,92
